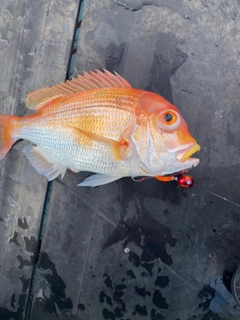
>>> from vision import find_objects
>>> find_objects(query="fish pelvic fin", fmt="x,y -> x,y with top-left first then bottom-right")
0,115 -> 18,160
78,174 -> 123,187
23,145 -> 67,181
24,69 -> 132,110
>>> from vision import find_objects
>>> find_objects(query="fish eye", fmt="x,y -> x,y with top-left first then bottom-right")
163,112 -> 175,124
156,110 -> 181,131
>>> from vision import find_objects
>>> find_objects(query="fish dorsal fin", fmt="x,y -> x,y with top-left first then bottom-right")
24,69 -> 132,110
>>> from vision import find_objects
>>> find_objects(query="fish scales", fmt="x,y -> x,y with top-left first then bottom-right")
14,89 -> 141,175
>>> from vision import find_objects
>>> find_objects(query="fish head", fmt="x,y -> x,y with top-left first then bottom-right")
134,92 -> 200,175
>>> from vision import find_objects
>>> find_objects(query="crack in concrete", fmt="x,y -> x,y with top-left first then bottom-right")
158,258 -> 198,292
111,0 -> 191,19
208,191 -> 240,208
112,0 -> 161,12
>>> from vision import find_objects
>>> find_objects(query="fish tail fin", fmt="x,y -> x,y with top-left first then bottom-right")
0,115 -> 18,160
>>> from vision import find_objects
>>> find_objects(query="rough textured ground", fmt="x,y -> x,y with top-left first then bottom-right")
1,0 -> 240,319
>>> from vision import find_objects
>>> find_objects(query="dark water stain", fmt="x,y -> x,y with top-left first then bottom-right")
18,293 -> 26,309
154,276 -> 169,288
227,119 -> 238,147
113,284 -> 127,310
126,252 -> 157,276
127,269 -> 136,279
128,251 -> 141,267
102,307 -> 124,320
57,297 -> 73,310
198,285 -> 215,310
141,271 -> 149,278
9,231 -> 20,246
138,220 -> 177,264
0,307 -> 17,320
0,293 -> 26,320
231,210 -> 240,223
133,304 -> 148,316
100,274 -> 128,318
141,262 -> 154,275
17,255 -> 33,269
152,181 -> 185,206
78,303 -> 85,310
11,294 -> 15,308
104,187 -> 177,265
101,30 -> 188,109
102,308 -> 115,320
135,286 -> 151,297
19,274 -> 29,292
105,42 -> 126,72
163,209 -> 169,215
205,227 -> 240,271
200,310 -> 224,320
126,178 -> 185,206
38,252 -> 73,314
39,251 -> 55,270
152,290 -> 169,309
103,273 -> 113,288
151,308 -> 166,320
18,217 -> 29,229
17,293 -> 27,319
103,175 -> 180,269
222,270 -> 233,293
145,33 -> 188,103
114,306 -> 123,317
23,235 -> 37,253
100,291 -> 112,305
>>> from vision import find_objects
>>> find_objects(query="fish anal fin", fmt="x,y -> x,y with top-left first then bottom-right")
22,145 -> 67,181
78,174 -> 123,187
72,127 -> 130,161
24,69 -> 132,110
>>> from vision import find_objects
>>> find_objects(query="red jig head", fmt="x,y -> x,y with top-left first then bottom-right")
155,172 -> 194,188
175,174 -> 194,188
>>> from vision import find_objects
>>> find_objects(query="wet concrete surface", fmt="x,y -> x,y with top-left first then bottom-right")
1,0 -> 240,319
0,0 -> 79,318
30,0 -> 240,316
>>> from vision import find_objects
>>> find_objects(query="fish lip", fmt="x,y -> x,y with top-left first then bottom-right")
176,143 -> 201,162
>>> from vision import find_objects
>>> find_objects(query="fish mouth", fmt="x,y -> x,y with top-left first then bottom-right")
176,144 -> 201,162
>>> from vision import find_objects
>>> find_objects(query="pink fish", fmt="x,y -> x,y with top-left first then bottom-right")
0,69 -> 200,187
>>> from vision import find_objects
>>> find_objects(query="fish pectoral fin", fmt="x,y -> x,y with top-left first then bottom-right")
72,127 -> 130,160
23,145 -> 67,181
25,69 -> 131,110
78,174 -> 123,187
